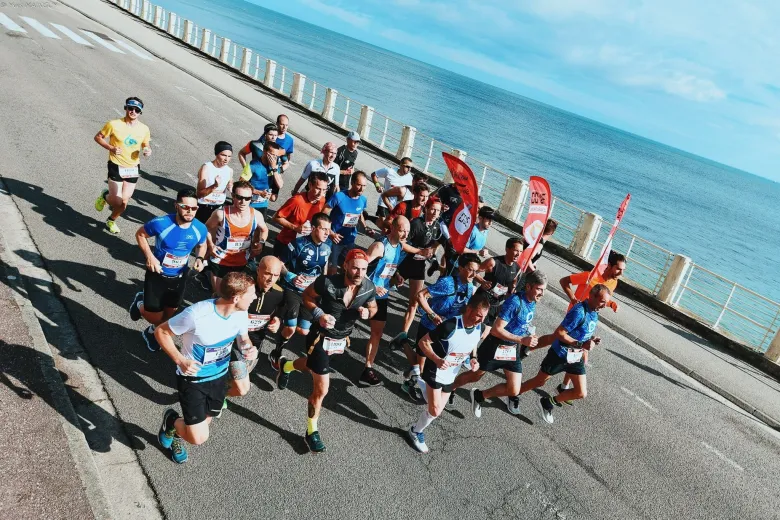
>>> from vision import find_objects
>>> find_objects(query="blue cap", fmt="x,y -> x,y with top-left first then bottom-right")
125,99 -> 144,111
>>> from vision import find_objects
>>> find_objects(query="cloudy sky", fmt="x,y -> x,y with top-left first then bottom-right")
257,0 -> 780,181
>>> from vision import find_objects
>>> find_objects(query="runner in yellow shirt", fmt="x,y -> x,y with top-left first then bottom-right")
94,97 -> 151,234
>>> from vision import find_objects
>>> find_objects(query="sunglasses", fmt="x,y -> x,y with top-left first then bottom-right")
125,106 -> 142,114
233,195 -> 252,202
177,203 -> 198,211
401,164 -> 413,169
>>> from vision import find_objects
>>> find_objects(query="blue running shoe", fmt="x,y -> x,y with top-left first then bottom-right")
170,436 -> 188,464
129,292 -> 143,322
142,325 -> 160,352
158,408 -> 179,449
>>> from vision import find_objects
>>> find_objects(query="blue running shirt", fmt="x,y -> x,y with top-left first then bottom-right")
282,236 -> 331,293
419,275 -> 475,330
369,238 -> 403,300
328,191 -> 367,245
552,301 -> 599,358
497,293 -> 536,337
143,214 -> 207,276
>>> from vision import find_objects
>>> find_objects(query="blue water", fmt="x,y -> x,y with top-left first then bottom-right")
154,0 -> 780,303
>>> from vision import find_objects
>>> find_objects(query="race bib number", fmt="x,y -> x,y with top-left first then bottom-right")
248,314 -> 271,331
201,192 -> 226,205
118,166 -> 139,178
491,283 -> 508,298
251,192 -> 267,204
226,236 -> 251,252
162,253 -> 188,269
202,344 -> 231,365
323,336 -> 347,355
566,348 -> 583,363
413,253 -> 427,261
294,274 -> 317,290
296,220 -> 312,238
494,344 -> 516,361
443,352 -> 469,369
379,263 -> 398,279
342,213 -> 360,228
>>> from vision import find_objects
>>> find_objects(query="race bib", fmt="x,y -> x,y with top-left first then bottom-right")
323,336 -> 347,355
118,166 -> 139,178
566,348 -> 583,363
251,192 -> 267,204
413,254 -> 427,261
162,253 -> 188,269
226,236 -> 251,252
443,352 -> 469,369
202,344 -> 231,365
379,263 -> 398,279
491,283 -> 508,298
296,220 -> 312,238
494,344 -> 516,361
200,191 -> 226,205
342,213 -> 360,228
248,314 -> 271,331
293,274 -> 317,290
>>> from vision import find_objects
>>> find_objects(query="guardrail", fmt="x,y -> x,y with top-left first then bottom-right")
113,0 -> 780,358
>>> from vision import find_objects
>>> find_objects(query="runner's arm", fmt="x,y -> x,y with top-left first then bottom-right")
291,176 -> 306,195
491,317 -> 526,345
135,226 -> 161,272
365,241 -> 385,263
94,131 -> 119,154
365,298 -> 378,319
195,163 -> 218,198
553,324 -> 580,347
250,216 -> 268,256
417,332 -> 445,368
560,275 -> 577,304
204,210 -> 224,257
473,257 -> 495,288
381,186 -> 405,209
238,143 -> 251,168
416,287 -> 439,321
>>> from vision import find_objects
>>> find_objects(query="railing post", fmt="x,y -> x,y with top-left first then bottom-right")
765,327 -> 780,362
290,73 -> 306,104
167,12 -> 177,35
220,38 -> 231,63
263,59 -> 277,88
396,126 -> 417,160
183,19 -> 193,44
713,283 -> 737,329
357,105 -> 374,142
657,254 -> 692,305
199,28 -> 211,52
141,0 -> 150,19
322,87 -> 338,121
571,212 -> 602,258
240,48 -> 252,75
153,5 -> 162,27
443,149 -> 467,183
498,177 -> 529,223
129,0 -> 137,14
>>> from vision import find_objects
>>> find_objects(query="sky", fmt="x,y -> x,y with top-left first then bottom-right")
253,0 -> 780,182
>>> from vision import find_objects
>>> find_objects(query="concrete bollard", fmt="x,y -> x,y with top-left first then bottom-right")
571,212 -> 602,258
240,48 -> 252,75
263,59 -> 277,88
765,330 -> 780,362
167,12 -> 177,35
396,126 -> 417,160
141,0 -> 150,19
200,28 -> 211,53
290,73 -> 306,104
657,254 -> 692,304
183,19 -> 193,45
153,5 -> 162,27
322,87 -> 338,121
443,148 -> 467,183
498,177 -> 529,223
358,105 -> 374,142
220,38 -> 231,64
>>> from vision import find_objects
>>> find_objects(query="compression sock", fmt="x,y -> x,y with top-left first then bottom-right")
411,365 -> 421,377
307,417 -> 318,435
273,336 -> 290,359
282,360 -> 296,374
413,410 -> 435,433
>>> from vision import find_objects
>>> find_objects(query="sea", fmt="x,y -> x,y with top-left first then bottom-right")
153,0 -> 780,305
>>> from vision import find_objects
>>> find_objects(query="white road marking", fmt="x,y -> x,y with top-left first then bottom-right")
112,38 -> 153,60
702,442 -> 744,472
240,129 -> 251,136
620,387 -> 658,413
221,116 -> 232,123
204,92 -> 224,98
174,85 -> 187,92
189,95 -> 199,102
21,16 -> 60,38
50,23 -> 92,45
75,76 -> 97,94
184,172 -> 195,180
112,108 -> 122,116
0,13 -> 27,33
152,142 -> 160,148
81,30 -> 125,53
205,106 -> 215,112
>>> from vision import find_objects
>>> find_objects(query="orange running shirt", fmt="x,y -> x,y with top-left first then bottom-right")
275,193 -> 326,245
568,270 -> 618,310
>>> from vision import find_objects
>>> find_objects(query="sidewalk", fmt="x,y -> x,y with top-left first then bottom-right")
0,250 -> 94,519
58,0 -> 780,430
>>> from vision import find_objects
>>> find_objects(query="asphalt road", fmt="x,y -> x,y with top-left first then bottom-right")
1,3 -> 780,519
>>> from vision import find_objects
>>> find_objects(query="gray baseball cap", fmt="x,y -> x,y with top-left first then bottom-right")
346,131 -> 361,141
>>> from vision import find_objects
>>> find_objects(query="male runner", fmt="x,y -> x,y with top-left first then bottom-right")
130,188 -> 207,352
195,141 -> 234,224
516,284 -> 609,424
273,114 -> 294,171
400,253 -> 480,402
272,171 -> 329,259
371,157 -> 414,223
94,97 -> 151,234
335,131 -> 360,191
361,216 -> 408,386
241,140 -> 284,217
383,181 -> 430,233
407,292 -> 489,454
226,256 -> 284,401
292,142 -> 340,198
324,171 -> 373,274
275,250 -> 377,453
474,237 -> 522,338
267,212 -> 332,369
450,271 -> 547,418
205,181 -> 268,294
156,272 -> 256,463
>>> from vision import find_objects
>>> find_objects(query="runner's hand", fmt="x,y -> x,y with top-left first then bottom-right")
570,298 -> 578,307
469,358 -> 480,372
429,313 -> 443,325
213,175 -> 222,187
319,314 -> 336,329
146,256 -> 162,274
376,287 -> 388,298
178,358 -> 201,376
112,146 -> 123,155
296,223 -> 311,235
358,306 -> 369,319
374,182 -> 383,194
521,335 -> 538,348
193,258 -> 206,272
480,280 -> 492,291
242,345 -> 258,362
434,356 -> 447,369
346,166 -> 354,175
142,147 -> 152,157
331,232 -> 343,244
267,316 -> 281,333
365,229 -> 376,238
610,301 -> 619,312
392,273 -> 405,287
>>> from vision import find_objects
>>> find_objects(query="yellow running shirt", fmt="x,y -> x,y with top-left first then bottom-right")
99,119 -> 151,167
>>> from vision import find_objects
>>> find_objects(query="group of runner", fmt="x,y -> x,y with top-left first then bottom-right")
95,98 -> 629,462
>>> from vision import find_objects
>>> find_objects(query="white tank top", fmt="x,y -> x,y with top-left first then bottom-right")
198,161 -> 233,205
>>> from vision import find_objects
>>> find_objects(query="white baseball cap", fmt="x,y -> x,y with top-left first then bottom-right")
347,131 -> 361,141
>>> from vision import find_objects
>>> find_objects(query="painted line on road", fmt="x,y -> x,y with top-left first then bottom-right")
81,30 -> 125,53
21,17 -> 60,38
702,442 -> 744,472
174,85 -> 187,92
0,13 -> 27,32
51,23 -> 92,45
184,172 -> 195,180
74,76 -> 97,94
112,39 -> 153,60
205,106 -> 215,112
221,115 -> 232,123
189,95 -> 199,102
240,129 -> 251,136
620,386 -> 658,413
112,108 -> 122,116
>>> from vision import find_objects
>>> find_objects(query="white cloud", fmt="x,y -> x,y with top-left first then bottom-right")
299,0 -> 371,27
620,73 -> 725,102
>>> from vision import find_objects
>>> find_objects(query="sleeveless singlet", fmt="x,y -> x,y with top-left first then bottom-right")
370,238 -> 403,299
211,206 -> 259,266
482,255 -> 520,305
197,161 -> 233,206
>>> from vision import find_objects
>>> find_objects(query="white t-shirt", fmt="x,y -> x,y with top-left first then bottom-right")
198,161 -> 233,205
301,159 -> 340,190
167,299 -> 249,382
374,167 -> 414,208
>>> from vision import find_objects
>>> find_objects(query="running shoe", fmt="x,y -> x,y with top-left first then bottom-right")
158,408 -> 179,449
402,376 -> 423,403
538,397 -> 555,424
389,331 -> 407,351
169,436 -> 188,464
305,431 -> 326,453
359,367 -> 382,387
506,396 -> 521,415
215,399 -> 228,419
445,392 -> 456,410
556,384 -> 574,406
129,292 -> 143,321
408,427 -> 429,454
141,325 -> 160,352
95,189 -> 109,212
105,219 -> 120,234
268,351 -> 280,371
470,389 -> 482,419
276,356 -> 290,390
